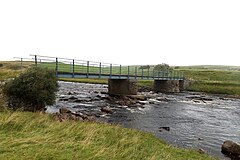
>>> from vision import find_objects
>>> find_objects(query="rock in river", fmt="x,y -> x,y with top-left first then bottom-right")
221,140 -> 240,155
101,107 -> 113,114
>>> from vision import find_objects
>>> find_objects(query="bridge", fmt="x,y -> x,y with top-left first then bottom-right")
15,55 -> 187,95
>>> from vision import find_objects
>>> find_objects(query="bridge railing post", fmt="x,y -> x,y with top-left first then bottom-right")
147,68 -> 149,79
72,59 -> 75,78
141,68 -> 143,79
110,64 -> 112,79
135,66 -> 137,79
127,66 -> 130,79
87,61 -> 89,78
56,57 -> 58,77
99,62 -> 102,78
119,65 -> 121,79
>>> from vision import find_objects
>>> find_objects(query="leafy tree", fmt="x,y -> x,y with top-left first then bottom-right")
139,65 -> 150,70
153,63 -> 172,71
2,67 -> 59,112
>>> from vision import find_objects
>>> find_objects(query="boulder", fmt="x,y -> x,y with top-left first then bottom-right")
221,140 -> 240,155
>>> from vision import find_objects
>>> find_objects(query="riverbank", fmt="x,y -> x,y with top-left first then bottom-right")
0,109 -> 215,159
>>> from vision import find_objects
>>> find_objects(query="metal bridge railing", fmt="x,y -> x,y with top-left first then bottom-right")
14,55 -> 184,80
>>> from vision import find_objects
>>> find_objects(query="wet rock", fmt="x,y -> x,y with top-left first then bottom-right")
221,140 -> 240,155
138,101 -> 148,105
68,92 -> 73,95
101,107 -> 113,114
127,95 -> 146,101
101,91 -> 108,94
59,107 -> 71,114
159,127 -> 170,132
198,138 -> 204,141
68,96 -> 78,101
59,98 -> 69,102
198,148 -> 205,154
156,97 -> 170,102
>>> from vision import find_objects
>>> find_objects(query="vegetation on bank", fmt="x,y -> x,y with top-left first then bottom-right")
0,111 -> 215,160
2,67 -> 58,111
175,68 -> 240,95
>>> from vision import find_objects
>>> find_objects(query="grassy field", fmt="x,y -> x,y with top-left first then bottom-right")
0,111 -> 216,160
175,67 -> 240,95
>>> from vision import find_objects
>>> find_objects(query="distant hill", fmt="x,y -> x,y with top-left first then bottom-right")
174,65 -> 240,71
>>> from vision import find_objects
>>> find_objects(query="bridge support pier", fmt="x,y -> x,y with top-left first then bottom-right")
154,80 -> 180,93
108,79 -> 138,95
179,80 -> 186,91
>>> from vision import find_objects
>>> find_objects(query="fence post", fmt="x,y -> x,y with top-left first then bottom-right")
72,59 -> 75,78
87,61 -> 89,78
20,58 -> 23,68
35,55 -> 37,67
56,57 -> 58,77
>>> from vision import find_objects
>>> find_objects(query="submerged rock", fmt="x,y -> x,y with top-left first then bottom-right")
221,140 -> 240,156
159,127 -> 170,132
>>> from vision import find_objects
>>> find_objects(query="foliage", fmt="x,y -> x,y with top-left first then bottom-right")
139,65 -> 150,70
2,67 -> 59,111
153,63 -> 172,71
0,111 -> 216,160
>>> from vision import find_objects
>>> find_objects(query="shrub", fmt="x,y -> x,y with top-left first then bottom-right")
2,67 -> 59,111
0,63 -> 3,67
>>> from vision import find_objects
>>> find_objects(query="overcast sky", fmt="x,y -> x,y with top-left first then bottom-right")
0,0 -> 239,66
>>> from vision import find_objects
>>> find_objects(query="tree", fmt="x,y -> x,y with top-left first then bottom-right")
139,65 -> 150,70
2,67 -> 59,112
153,63 -> 172,71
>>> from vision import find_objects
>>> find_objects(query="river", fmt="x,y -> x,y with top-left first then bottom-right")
47,81 -> 240,159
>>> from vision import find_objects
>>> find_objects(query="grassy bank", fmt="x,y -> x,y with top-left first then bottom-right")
0,110 -> 216,160
176,68 -> 240,95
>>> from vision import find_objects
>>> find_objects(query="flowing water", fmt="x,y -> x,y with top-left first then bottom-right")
47,82 -> 240,159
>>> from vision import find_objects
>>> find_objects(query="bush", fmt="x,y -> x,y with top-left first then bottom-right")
0,63 -> 3,67
2,67 -> 59,111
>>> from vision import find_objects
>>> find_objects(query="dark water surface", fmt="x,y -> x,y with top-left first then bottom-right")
47,82 -> 240,159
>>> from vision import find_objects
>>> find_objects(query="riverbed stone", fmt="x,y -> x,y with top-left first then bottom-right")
59,107 -> 71,114
101,107 -> 113,114
221,140 -> 240,155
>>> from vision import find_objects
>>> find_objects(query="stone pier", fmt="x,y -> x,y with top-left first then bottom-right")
154,80 -> 180,93
108,79 -> 138,95
179,80 -> 186,91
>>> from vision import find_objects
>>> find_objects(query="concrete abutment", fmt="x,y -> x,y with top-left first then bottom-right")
108,79 -> 186,95
154,80 -> 180,93
108,79 -> 138,95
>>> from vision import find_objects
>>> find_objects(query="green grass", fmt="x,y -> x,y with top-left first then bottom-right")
175,68 -> 240,95
0,110 -> 216,160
